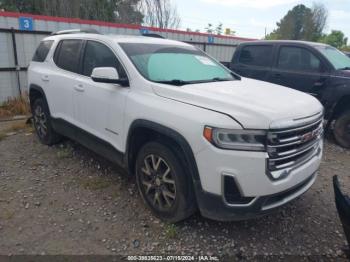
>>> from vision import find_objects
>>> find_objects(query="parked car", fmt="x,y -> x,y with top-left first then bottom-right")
230,41 -> 350,148
333,176 -> 350,250
28,30 -> 324,222
344,51 -> 350,58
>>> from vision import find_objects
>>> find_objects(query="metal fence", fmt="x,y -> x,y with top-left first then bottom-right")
0,11 -> 253,103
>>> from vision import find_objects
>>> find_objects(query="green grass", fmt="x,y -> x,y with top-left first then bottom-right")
78,176 -> 111,190
164,224 -> 178,239
1,209 -> 15,220
0,132 -> 6,141
56,147 -> 72,159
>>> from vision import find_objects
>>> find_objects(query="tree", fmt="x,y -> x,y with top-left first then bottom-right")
215,23 -> 223,35
139,0 -> 181,29
0,0 -> 144,24
205,23 -> 213,34
266,3 -> 327,41
321,30 -> 348,49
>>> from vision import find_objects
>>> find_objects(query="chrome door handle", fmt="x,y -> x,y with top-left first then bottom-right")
74,84 -> 85,92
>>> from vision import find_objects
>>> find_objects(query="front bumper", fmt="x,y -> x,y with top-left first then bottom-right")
193,139 -> 323,221
194,172 -> 318,221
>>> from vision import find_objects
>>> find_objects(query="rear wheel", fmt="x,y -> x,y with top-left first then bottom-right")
135,141 -> 196,222
32,98 -> 61,145
333,110 -> 350,148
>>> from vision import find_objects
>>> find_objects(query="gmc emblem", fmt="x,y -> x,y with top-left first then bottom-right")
301,129 -> 320,143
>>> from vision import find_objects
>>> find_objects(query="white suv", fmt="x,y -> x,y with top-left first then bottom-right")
28,30 -> 324,222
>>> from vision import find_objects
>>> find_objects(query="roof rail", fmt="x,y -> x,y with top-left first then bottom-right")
51,29 -> 101,36
142,33 -> 165,39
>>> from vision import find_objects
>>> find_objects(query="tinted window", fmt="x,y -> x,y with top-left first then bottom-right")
32,40 -> 54,62
54,40 -> 82,73
239,45 -> 273,66
278,46 -> 321,72
82,41 -> 127,78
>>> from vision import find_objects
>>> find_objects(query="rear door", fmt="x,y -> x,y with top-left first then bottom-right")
231,44 -> 274,81
49,39 -> 84,124
268,45 -> 329,98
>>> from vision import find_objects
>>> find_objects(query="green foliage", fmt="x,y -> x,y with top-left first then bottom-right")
0,0 -> 144,24
205,23 -> 213,34
266,3 -> 327,41
164,224 -> 178,239
215,23 -> 223,35
341,46 -> 350,52
321,30 -> 348,49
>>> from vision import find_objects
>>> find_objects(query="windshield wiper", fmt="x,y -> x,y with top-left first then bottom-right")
211,77 -> 233,82
155,77 -> 234,86
155,79 -> 192,86
339,67 -> 350,70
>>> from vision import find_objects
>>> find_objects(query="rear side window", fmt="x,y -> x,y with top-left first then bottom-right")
32,40 -> 54,62
54,40 -> 83,73
277,46 -> 321,72
239,45 -> 273,67
82,41 -> 127,78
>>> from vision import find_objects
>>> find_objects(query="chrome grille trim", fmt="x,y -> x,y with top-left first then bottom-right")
267,116 -> 323,180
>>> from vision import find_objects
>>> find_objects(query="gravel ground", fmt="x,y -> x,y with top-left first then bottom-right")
0,128 -> 349,260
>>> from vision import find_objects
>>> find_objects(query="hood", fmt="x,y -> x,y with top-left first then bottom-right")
152,78 -> 323,129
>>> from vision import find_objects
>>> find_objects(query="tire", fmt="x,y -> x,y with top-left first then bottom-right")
333,110 -> 350,149
135,141 -> 197,223
32,98 -> 62,145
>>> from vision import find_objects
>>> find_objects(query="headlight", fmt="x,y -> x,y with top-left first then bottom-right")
203,126 -> 267,151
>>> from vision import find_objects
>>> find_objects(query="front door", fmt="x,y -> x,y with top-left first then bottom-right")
73,40 -> 129,152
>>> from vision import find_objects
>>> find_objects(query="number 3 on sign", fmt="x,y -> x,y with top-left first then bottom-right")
19,17 -> 34,31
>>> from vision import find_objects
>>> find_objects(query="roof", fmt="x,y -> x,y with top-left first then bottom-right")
239,40 -> 330,47
45,33 -> 192,47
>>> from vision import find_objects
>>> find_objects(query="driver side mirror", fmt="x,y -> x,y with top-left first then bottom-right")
91,67 -> 129,86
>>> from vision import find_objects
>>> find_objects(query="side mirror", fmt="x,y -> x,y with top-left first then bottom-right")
91,67 -> 129,86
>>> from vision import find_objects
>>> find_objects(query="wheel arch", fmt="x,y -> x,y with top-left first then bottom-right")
331,95 -> 350,120
29,84 -> 53,116
125,119 -> 200,183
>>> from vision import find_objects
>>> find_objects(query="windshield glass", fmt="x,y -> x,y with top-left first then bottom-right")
119,43 -> 234,85
315,45 -> 350,70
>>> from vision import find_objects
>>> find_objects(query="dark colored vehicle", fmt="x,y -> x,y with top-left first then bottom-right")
333,176 -> 350,252
230,40 -> 350,148
344,52 -> 350,58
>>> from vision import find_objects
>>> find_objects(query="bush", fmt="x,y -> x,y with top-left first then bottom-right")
0,93 -> 31,118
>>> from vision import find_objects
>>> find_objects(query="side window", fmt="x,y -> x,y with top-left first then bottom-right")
53,39 -> 83,73
82,41 -> 127,78
239,45 -> 273,67
277,46 -> 321,72
32,40 -> 54,62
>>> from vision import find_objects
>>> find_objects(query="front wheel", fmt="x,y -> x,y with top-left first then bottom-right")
333,110 -> 350,148
135,141 -> 196,222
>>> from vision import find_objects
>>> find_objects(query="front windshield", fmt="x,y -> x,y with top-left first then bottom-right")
119,43 -> 234,85
315,45 -> 350,70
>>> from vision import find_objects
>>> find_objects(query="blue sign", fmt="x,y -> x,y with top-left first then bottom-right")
140,28 -> 150,35
19,17 -> 34,31
208,35 -> 215,43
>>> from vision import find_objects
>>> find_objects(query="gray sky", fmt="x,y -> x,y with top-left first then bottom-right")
175,0 -> 350,39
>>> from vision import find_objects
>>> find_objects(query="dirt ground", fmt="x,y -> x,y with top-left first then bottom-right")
0,127 -> 349,260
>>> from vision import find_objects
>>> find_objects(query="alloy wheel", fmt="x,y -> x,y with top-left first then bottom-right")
34,105 -> 48,138
140,154 -> 176,211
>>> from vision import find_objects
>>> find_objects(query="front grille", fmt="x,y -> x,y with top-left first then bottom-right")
267,117 -> 323,179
